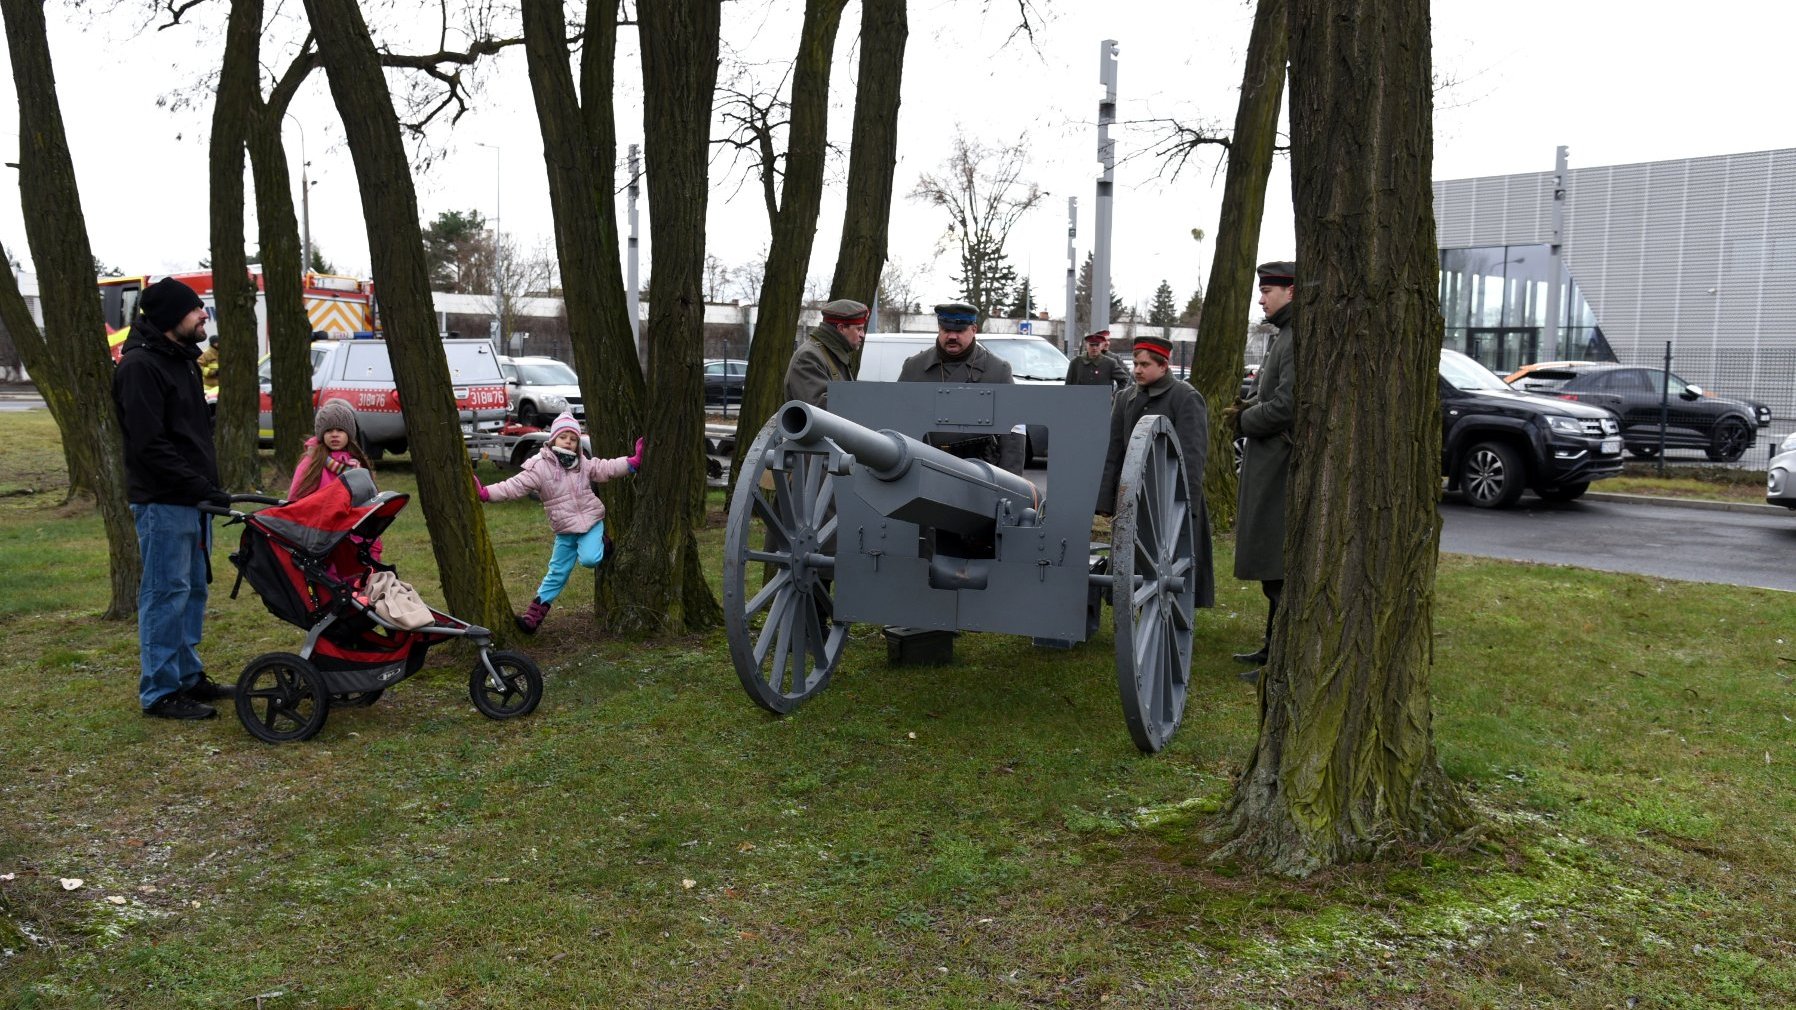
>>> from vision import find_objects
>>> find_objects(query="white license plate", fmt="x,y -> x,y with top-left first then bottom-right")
1601,438 -> 1621,454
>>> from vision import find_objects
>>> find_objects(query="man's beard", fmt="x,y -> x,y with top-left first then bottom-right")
177,325 -> 208,346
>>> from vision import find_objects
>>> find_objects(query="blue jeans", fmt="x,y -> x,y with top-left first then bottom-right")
535,521 -> 606,604
131,504 -> 212,708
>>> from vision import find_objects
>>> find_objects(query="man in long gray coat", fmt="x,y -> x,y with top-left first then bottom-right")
783,299 -> 868,409
1223,261 -> 1296,679
897,301 -> 1024,473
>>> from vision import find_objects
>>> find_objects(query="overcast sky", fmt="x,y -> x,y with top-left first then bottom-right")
4,0 -> 1795,317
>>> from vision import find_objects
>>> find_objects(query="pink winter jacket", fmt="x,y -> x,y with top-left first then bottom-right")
287,443 -> 367,502
482,447 -> 633,535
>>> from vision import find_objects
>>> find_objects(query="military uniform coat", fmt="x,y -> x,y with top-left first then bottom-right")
1234,303 -> 1294,581
783,322 -> 858,409
1097,371 -> 1214,607
1064,351 -> 1128,389
896,339 -> 1024,473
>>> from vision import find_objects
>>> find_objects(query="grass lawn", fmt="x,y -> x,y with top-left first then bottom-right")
2,409 -> 1793,1008
1601,463 -> 1771,504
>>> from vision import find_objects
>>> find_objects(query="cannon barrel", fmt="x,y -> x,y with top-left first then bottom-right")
776,400 -> 1039,509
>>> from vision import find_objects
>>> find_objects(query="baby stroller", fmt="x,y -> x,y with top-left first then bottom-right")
205,468 -> 543,743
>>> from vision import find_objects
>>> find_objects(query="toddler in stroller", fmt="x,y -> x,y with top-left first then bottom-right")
206,467 -> 543,743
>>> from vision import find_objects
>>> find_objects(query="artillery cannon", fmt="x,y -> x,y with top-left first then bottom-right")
722,381 -> 1201,751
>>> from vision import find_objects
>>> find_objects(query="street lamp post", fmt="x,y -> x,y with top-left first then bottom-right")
284,114 -> 312,277
474,141 -> 503,348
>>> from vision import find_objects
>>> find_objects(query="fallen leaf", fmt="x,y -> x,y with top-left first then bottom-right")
138,885 -> 157,894
739,930 -> 760,940
722,887 -> 741,899
737,841 -> 756,852
106,895 -> 127,905
0,873 -> 13,882
681,878 -> 696,890
907,731 -> 917,740
60,878 -> 84,891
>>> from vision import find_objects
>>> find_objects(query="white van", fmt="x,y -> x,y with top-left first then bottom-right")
856,332 -> 1071,463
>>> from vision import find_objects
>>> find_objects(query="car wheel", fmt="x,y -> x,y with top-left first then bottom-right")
1627,444 -> 1661,460
518,400 -> 540,427
1232,436 -> 1246,476
1536,481 -> 1589,503
1458,440 -> 1525,509
1706,417 -> 1751,463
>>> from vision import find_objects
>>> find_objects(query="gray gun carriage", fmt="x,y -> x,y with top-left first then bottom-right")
722,381 -> 1202,752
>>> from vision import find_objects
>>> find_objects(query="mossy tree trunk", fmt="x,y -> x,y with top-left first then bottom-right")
827,0 -> 907,313
2,0 -> 139,619
247,47 -> 323,480
208,0 -> 263,492
1194,0 -> 1285,533
729,0 -> 848,480
302,0 -> 515,636
520,0 -> 646,623
607,0 -> 723,636
1212,0 -> 1472,876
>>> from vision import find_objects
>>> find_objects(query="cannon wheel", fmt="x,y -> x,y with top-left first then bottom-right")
723,419 -> 849,714
1110,414 -> 1198,753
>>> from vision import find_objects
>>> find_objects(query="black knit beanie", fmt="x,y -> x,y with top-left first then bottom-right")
140,278 -> 207,333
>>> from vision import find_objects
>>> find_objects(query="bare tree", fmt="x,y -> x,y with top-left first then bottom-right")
302,0 -> 516,636
1212,0 -> 1473,875
827,0 -> 907,311
612,0 -> 725,636
911,131 -> 1044,322
209,0 -> 263,492
1,0 -> 140,618
1191,0 -> 1289,532
728,0 -> 850,484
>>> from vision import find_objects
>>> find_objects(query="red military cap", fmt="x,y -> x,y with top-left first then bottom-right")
1133,334 -> 1174,359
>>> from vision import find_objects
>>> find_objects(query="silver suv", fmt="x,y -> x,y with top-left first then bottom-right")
312,338 -> 510,456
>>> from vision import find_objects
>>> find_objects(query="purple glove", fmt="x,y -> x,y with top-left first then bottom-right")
472,472 -> 490,502
626,437 -> 645,472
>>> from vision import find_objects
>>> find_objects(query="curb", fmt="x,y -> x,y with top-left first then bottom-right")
1581,490 -> 1788,516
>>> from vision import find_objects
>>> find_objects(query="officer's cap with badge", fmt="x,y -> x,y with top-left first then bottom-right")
820,299 -> 869,327
1255,261 -> 1297,287
933,301 -> 979,332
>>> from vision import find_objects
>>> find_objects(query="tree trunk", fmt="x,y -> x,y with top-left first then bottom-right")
1194,0 -> 1285,533
209,0 -> 264,492
1213,0 -> 1472,876
302,0 -> 515,636
828,0 -> 906,314
2,0 -> 139,619
251,51 -> 325,479
520,0 -> 646,623
246,106 -> 315,479
611,0 -> 723,637
730,0 -> 848,480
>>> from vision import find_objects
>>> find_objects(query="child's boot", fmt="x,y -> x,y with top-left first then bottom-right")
515,597 -> 551,634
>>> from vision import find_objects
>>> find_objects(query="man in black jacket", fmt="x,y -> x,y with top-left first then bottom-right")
112,278 -> 233,719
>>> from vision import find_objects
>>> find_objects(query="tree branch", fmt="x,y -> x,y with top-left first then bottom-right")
157,0 -> 211,30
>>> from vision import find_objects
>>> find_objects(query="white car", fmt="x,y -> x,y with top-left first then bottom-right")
499,356 -> 585,427
857,332 -> 1071,464
1769,431 -> 1796,509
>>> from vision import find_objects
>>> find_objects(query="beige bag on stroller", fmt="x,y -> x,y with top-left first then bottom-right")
365,570 -> 434,630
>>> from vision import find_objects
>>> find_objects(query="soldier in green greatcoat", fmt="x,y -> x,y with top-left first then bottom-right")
1223,261 -> 1296,681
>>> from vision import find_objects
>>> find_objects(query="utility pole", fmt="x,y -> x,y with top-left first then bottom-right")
1543,145 -> 1569,361
285,114 -> 311,276
627,143 -> 643,367
475,141 -> 503,347
1092,40 -> 1119,338
1062,196 -> 1077,353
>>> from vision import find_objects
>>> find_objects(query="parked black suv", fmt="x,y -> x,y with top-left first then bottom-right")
1504,361 -> 1768,462
1440,349 -> 1623,508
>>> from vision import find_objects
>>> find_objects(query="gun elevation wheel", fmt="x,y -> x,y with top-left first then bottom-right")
1110,415 -> 1197,753
723,420 -> 849,714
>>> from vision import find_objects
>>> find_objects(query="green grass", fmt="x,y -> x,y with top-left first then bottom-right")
1602,462 -> 1770,503
2,409 -> 1794,1007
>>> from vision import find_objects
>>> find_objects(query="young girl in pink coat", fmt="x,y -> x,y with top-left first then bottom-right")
288,400 -> 383,567
475,412 -> 644,633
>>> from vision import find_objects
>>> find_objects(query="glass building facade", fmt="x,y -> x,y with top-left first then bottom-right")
1438,244 -> 1610,374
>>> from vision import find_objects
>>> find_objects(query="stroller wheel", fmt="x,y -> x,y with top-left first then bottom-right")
333,689 -> 385,708
235,652 -> 331,743
469,650 -> 543,720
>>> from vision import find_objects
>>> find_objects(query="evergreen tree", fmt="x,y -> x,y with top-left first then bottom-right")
1074,251 -> 1124,335
1148,279 -> 1177,327
1178,289 -> 1203,327
1006,276 -> 1035,319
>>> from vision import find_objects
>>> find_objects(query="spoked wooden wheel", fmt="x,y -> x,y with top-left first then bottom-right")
1110,415 -> 1198,753
723,419 -> 850,714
